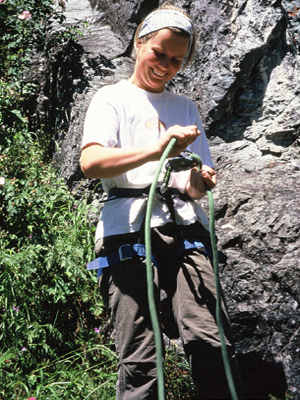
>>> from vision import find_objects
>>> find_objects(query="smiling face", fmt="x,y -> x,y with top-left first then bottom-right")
129,28 -> 190,93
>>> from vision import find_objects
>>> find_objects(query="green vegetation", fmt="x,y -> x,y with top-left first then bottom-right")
0,1 -> 198,398
0,77 -> 116,398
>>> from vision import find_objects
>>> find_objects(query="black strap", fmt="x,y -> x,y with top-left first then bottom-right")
106,186 -> 191,202
108,187 -> 150,199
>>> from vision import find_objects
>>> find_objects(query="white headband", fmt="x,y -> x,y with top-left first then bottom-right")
138,9 -> 194,56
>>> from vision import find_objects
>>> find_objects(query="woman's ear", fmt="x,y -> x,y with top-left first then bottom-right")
136,39 -> 142,50
135,40 -> 142,60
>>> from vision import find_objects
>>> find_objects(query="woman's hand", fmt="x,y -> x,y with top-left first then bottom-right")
156,125 -> 200,158
186,165 -> 217,199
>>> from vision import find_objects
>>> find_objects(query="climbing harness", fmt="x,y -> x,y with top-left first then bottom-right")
87,138 -> 239,400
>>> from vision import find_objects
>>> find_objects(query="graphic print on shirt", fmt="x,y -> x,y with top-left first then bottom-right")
145,117 -> 166,133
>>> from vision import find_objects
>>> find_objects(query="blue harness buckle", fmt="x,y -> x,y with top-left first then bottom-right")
118,244 -> 132,262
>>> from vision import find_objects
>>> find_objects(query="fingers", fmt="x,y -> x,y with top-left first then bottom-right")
161,125 -> 200,157
190,168 -> 204,193
201,167 -> 217,188
156,125 -> 201,160
169,125 -> 200,144
190,166 -> 216,194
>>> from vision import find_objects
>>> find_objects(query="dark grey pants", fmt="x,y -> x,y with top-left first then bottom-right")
97,222 -> 240,399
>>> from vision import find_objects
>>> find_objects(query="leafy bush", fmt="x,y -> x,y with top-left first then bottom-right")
164,345 -> 198,399
0,78 -> 115,398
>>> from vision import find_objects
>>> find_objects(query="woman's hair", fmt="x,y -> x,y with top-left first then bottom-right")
133,2 -> 196,69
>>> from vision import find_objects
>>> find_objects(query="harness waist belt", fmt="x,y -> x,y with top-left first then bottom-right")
107,186 -> 191,201
87,239 -> 206,277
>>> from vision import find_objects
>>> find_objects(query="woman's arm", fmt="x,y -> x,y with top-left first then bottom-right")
185,165 -> 217,199
81,125 -> 201,179
81,143 -> 158,179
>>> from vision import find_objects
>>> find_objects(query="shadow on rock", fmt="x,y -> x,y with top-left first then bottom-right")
237,351 -> 287,399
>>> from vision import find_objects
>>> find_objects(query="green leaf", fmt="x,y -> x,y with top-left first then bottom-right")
10,109 -> 28,123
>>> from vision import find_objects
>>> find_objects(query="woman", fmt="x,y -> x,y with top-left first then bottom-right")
81,3 -> 240,399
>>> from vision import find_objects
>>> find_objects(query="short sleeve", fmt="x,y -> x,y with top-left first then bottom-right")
82,87 -> 119,149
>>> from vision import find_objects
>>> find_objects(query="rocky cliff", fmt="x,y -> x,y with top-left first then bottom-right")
44,0 -> 300,398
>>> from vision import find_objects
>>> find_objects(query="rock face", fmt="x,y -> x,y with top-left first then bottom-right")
45,0 -> 300,398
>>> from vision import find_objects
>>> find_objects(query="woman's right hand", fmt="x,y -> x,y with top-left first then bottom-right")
156,125 -> 201,158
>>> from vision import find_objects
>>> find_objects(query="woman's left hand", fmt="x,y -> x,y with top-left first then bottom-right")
186,165 -> 217,199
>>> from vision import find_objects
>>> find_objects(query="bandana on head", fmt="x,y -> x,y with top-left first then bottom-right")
138,9 -> 194,58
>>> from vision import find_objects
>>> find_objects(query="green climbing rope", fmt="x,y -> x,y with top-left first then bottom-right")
189,153 -> 239,400
144,138 -> 238,400
144,138 -> 177,400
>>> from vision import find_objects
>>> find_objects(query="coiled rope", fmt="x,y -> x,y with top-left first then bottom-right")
144,137 -> 238,400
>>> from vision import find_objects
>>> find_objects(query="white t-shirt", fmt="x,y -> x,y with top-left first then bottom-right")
82,80 -> 213,240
